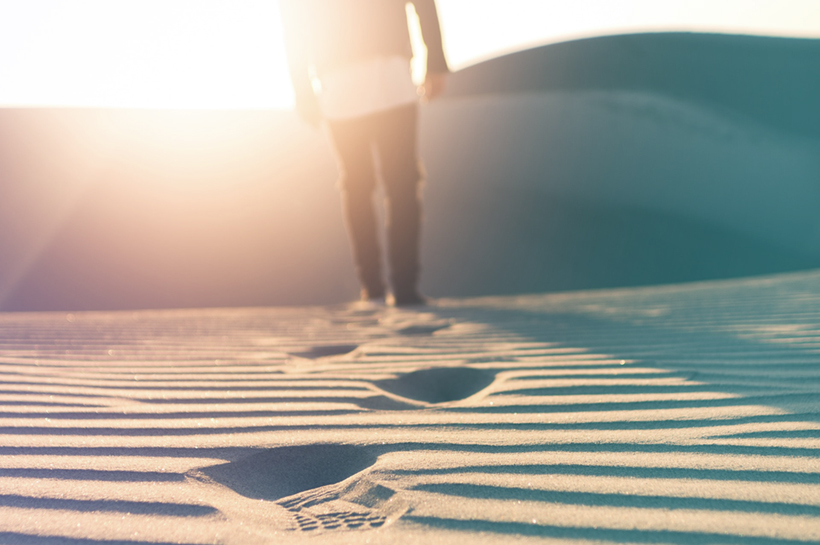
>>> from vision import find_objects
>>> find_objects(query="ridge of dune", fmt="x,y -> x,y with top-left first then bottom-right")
1,269 -> 820,543
446,32 -> 820,138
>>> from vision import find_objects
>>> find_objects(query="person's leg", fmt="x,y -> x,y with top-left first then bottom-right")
326,116 -> 385,300
372,104 -> 425,305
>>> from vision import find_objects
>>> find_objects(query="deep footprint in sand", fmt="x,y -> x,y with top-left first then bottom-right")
397,324 -> 450,336
375,367 -> 496,404
280,478 -> 403,532
199,445 -> 377,501
289,345 -> 359,359
196,445 -> 403,532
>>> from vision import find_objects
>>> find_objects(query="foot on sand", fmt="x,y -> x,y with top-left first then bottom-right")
388,290 -> 428,307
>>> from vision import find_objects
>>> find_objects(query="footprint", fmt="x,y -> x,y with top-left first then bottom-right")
289,345 -> 359,359
279,478 -> 406,533
329,319 -> 381,328
197,444 -> 405,533
295,511 -> 387,531
198,444 -> 377,501
355,395 -> 420,411
375,367 -> 496,404
397,324 -> 450,336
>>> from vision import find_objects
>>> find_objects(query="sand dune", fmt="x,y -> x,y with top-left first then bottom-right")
424,32 -> 820,288
1,269 -> 820,542
446,32 -> 820,137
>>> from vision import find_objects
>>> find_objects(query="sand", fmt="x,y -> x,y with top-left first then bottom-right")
0,269 -> 819,543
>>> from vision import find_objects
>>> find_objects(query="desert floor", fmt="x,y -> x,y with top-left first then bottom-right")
2,270 -> 820,544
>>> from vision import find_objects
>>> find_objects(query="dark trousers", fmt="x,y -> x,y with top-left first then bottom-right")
326,104 -> 422,299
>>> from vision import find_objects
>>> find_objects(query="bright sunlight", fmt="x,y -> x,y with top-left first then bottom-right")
0,0 -> 292,109
1,0 -> 820,109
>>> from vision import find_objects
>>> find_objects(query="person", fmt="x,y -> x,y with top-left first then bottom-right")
280,0 -> 449,306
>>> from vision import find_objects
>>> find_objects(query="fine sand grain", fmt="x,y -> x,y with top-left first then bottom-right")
2,270 -> 820,543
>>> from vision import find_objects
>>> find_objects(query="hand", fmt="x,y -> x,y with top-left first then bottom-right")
419,71 -> 448,102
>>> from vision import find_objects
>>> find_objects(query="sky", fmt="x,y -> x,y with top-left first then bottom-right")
1,0 -> 819,109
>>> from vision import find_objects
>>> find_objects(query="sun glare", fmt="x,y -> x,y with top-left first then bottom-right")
1,0 -> 820,109
0,0 -> 294,109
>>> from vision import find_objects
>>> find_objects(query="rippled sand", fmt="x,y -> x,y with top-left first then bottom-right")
2,270 -> 820,543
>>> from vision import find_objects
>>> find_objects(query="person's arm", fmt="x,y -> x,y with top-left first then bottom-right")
412,0 -> 449,101
279,0 -> 322,126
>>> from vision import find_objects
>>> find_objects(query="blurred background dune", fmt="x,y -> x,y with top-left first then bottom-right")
1,32 -> 819,310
